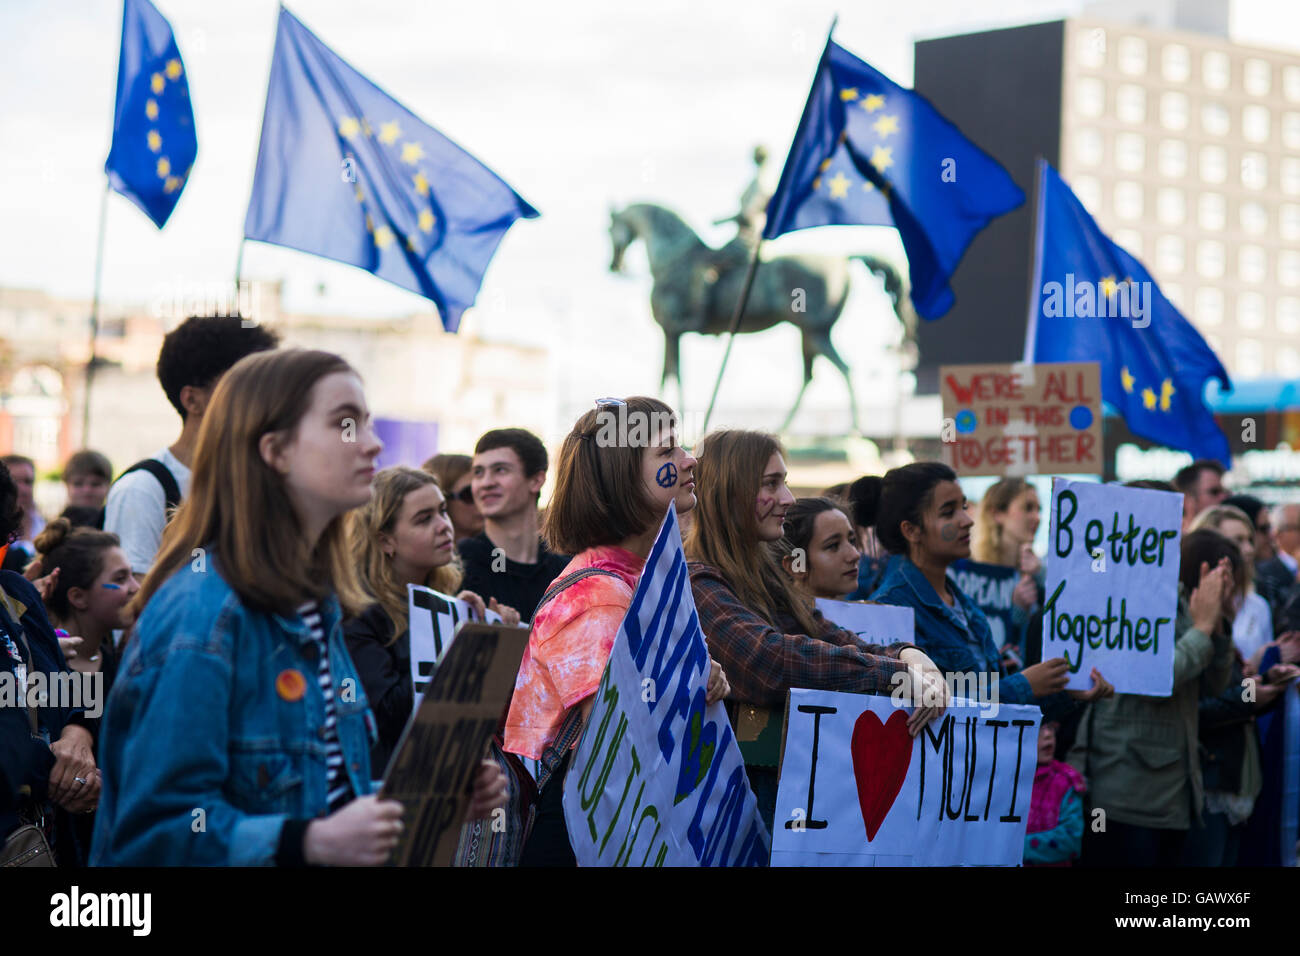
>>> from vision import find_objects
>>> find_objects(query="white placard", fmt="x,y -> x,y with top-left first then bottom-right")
407,584 -> 502,704
815,599 -> 914,646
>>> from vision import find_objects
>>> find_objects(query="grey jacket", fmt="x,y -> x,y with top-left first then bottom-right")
1067,597 -> 1234,830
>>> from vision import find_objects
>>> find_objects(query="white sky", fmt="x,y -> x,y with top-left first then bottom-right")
2,0 -> 1296,428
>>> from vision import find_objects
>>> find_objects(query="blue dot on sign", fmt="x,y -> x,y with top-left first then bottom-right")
955,410 -> 977,433
1069,405 -> 1093,430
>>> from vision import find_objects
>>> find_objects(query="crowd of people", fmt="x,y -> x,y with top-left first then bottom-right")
2,314 -> 1300,868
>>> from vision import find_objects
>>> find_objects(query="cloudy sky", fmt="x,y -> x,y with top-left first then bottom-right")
3,0 -> 1296,431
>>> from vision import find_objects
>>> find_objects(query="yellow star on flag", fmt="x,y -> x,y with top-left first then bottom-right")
373,226 -> 395,249
1142,388 -> 1157,410
862,181 -> 875,192
828,172 -> 851,199
1121,366 -> 1135,392
840,87 -> 859,102
354,186 -> 364,203
418,209 -> 436,233
819,157 -> 833,172
338,117 -> 361,139
873,114 -> 899,137
413,171 -> 429,196
147,130 -> 161,152
365,213 -> 374,233
812,176 -> 822,191
151,73 -> 165,94
862,93 -> 885,112
400,142 -> 425,165
162,176 -> 182,194
870,145 -> 894,173
1159,379 -> 1175,411
145,99 -> 158,120
1100,275 -> 1119,298
379,121 -> 401,145
405,235 -> 420,253
165,59 -> 182,80
156,157 -> 170,177
361,118 -> 373,137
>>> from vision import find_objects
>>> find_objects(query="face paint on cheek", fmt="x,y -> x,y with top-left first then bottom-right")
939,522 -> 959,543
655,462 -> 678,488
756,497 -> 776,522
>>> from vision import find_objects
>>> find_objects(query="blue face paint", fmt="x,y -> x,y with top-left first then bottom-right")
656,461 -> 678,489
101,583 -> 123,590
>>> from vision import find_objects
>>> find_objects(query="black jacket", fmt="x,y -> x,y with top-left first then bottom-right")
1198,652 -> 1261,795
1256,557 -> 1298,616
457,532 -> 570,621
342,603 -> 410,776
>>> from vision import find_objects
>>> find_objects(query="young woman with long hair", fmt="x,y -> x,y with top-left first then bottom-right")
91,349 -> 503,866
769,497 -> 862,600
970,477 -> 1045,673
505,397 -> 728,866
686,431 -> 947,827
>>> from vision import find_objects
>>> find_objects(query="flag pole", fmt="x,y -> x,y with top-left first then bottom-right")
1021,156 -> 1045,364
700,239 -> 764,433
82,180 -> 111,445
234,237 -> 246,293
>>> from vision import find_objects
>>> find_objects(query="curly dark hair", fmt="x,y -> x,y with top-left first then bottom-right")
0,460 -> 23,544
157,315 -> 280,420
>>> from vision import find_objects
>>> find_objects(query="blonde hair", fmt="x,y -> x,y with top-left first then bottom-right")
135,349 -> 370,619
972,478 -> 1033,565
349,466 -> 461,643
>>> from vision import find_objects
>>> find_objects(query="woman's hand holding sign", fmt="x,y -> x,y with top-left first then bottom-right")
897,647 -> 949,736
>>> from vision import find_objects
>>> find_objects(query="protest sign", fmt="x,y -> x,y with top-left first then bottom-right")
950,559 -> 1021,666
771,690 -> 1040,866
563,506 -> 770,867
814,599 -> 913,646
381,622 -> 528,866
941,361 -> 1101,477
1042,478 -> 1182,695
408,584 -> 502,702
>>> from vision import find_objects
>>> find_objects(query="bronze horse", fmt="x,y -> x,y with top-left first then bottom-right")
608,203 -> 915,433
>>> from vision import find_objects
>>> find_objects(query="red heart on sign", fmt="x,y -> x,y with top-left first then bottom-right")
850,709 -> 913,842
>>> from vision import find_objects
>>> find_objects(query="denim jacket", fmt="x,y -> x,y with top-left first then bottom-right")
870,556 -> 1034,705
90,556 -> 375,866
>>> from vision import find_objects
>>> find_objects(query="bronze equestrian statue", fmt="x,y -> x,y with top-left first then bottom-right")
608,200 -> 916,434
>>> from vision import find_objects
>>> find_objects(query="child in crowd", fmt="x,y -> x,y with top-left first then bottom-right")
61,451 -> 113,515
1024,721 -> 1085,866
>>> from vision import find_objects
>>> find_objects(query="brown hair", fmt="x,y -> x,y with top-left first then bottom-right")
543,397 -> 674,555
32,518 -> 121,617
133,349 -> 371,619
423,453 -> 472,492
972,477 -> 1034,564
685,429 -> 819,634
63,450 -> 113,483
349,466 -> 462,642
769,497 -> 853,580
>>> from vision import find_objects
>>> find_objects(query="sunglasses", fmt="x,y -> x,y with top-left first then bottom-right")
453,486 -> 475,505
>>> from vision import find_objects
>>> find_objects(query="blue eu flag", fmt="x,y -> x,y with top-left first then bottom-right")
105,0 -> 197,228
1026,160 -> 1232,465
763,36 -> 1024,319
243,7 -> 539,332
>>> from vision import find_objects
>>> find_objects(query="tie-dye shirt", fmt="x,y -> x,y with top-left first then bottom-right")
504,546 -> 645,760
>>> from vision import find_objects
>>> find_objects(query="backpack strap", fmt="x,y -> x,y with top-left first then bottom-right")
116,458 -> 182,511
531,566 -> 620,791
0,599 -> 40,737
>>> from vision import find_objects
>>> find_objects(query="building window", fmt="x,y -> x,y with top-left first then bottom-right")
1076,27 -> 1107,69
1114,181 -> 1144,220
1238,292 -> 1266,328
1077,77 -> 1106,118
1281,251 -> 1300,288
1242,153 -> 1268,190
1162,44 -> 1190,82
1074,128 -> 1103,167
1240,201 -> 1268,235
1072,175 -> 1103,216
1158,139 -> 1187,177
1198,240 -> 1225,278
1164,283 -> 1185,309
1283,205 -> 1300,242
1156,187 -> 1185,225
1117,85 -> 1146,123
1203,51 -> 1231,91
1239,246 -> 1267,284
1199,192 -> 1226,231
1200,146 -> 1227,184
1285,113 -> 1300,150
1236,339 -> 1264,377
1243,105 -> 1270,144
1286,66 -> 1300,102
1279,347 -> 1300,377
1196,287 -> 1223,326
1244,58 -> 1271,97
1155,235 -> 1184,274
1118,36 -> 1147,75
1283,158 -> 1300,197
1115,132 -> 1145,171
1202,102 -> 1230,137
1113,228 -> 1143,256
1280,297 -> 1300,334
1161,92 -> 1189,130
1206,333 -> 1224,354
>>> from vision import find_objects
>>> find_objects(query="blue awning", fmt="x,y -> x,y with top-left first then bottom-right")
1205,377 -> 1300,412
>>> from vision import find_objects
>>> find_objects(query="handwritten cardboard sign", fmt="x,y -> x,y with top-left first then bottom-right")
940,361 -> 1101,477
771,690 -> 1040,866
814,599 -> 914,646
408,584 -> 502,703
1042,478 -> 1182,696
381,622 -> 528,866
563,506 -> 770,867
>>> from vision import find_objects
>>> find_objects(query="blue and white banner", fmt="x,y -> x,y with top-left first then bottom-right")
562,506 -> 770,866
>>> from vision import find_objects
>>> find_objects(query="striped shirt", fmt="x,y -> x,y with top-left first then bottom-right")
299,601 -> 353,813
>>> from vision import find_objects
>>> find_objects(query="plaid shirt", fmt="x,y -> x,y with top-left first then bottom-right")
688,562 -> 913,708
